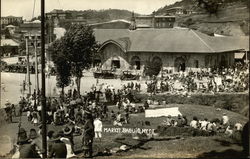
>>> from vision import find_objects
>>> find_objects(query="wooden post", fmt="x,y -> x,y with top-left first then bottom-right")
26,37 -> 31,95
41,0 -> 47,157
34,35 -> 39,99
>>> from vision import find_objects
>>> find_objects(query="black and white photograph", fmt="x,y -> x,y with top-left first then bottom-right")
0,0 -> 249,158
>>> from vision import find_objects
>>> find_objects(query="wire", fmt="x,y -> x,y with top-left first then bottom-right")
57,0 -> 63,9
32,0 -> 37,20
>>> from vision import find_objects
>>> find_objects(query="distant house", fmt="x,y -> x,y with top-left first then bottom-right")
135,15 -> 175,29
164,7 -> 185,15
93,28 -> 249,74
0,39 -> 20,57
164,7 -> 194,16
1,16 -> 23,26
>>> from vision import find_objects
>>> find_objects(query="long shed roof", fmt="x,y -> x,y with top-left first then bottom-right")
94,28 -> 249,53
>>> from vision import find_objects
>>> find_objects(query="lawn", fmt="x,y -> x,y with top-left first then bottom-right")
0,103 -> 248,158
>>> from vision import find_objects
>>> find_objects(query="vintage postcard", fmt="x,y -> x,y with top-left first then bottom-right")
0,0 -> 249,158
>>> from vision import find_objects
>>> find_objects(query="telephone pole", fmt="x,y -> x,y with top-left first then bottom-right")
34,36 -> 39,94
41,0 -> 47,157
25,37 -> 31,95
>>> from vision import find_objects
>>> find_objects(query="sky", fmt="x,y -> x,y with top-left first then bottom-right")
2,0 -> 181,20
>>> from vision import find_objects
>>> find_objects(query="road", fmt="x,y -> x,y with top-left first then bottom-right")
1,72 -> 147,108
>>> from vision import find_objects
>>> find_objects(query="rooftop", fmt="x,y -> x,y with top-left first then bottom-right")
94,28 -> 249,53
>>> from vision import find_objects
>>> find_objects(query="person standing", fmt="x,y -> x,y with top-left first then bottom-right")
61,126 -> 76,158
16,128 -> 41,158
94,117 -> 103,141
82,111 -> 95,158
29,129 -> 43,158
48,131 -> 67,158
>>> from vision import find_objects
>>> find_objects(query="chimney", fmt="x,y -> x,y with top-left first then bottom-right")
129,11 -> 136,30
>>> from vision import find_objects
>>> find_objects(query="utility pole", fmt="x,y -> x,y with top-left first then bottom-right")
41,0 -> 47,157
25,37 -> 31,95
34,36 -> 39,94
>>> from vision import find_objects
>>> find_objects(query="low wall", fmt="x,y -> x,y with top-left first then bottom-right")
135,93 -> 249,117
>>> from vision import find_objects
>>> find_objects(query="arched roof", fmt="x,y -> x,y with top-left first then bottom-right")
98,37 -> 130,53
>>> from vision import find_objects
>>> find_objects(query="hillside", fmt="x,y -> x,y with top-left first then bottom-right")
156,0 -> 249,36
65,9 -> 137,23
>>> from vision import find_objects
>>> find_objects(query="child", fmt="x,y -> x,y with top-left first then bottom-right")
94,117 -> 103,140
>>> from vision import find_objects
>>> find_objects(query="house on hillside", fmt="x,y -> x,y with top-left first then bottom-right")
93,28 -> 249,75
164,7 -> 194,15
164,7 -> 185,15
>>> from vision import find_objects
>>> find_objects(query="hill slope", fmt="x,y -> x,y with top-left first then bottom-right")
156,0 -> 249,36
66,9 -> 137,23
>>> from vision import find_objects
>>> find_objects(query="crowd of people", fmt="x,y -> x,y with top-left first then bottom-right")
7,80 -> 146,158
2,62 -> 249,158
146,62 -> 249,95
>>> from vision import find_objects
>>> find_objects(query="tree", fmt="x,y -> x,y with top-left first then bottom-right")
49,39 -> 71,98
194,0 -> 225,15
49,24 -> 96,96
3,29 -> 11,39
64,24 -> 96,96
144,60 -> 162,77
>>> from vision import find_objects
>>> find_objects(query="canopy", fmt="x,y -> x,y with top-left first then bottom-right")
234,53 -> 245,59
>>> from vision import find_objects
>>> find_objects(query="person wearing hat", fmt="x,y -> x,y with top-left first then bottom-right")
82,112 -> 94,158
29,129 -> 43,158
63,125 -> 75,149
48,131 -> 67,158
61,126 -> 76,158
16,128 -> 41,158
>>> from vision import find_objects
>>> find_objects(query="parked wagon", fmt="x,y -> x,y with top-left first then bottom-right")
93,70 -> 117,79
120,71 -> 140,80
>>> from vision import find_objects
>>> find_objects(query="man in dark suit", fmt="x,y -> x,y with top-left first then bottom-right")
82,111 -> 95,158
17,128 -> 41,158
48,131 -> 67,158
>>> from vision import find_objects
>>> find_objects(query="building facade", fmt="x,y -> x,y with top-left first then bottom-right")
135,15 -> 175,28
93,28 -> 247,75
1,16 -> 23,26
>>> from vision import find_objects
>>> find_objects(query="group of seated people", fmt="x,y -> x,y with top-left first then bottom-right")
160,113 -> 244,137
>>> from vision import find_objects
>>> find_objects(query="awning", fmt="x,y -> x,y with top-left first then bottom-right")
234,53 -> 245,59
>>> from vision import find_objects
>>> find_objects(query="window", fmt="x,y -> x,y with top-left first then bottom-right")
111,60 -> 120,69
205,55 -> 209,67
131,56 -> 141,70
195,60 -> 199,68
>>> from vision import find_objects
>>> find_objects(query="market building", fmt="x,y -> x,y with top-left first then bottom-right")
93,28 -> 248,75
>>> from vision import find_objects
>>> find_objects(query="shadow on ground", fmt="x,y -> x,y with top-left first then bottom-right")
196,149 -> 247,159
